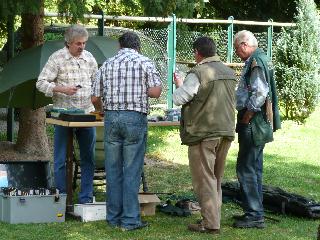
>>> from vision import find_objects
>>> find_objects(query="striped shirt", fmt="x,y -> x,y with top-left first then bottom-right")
37,47 -> 98,113
92,48 -> 162,114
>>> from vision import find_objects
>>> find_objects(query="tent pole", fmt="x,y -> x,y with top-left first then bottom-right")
6,15 -> 15,142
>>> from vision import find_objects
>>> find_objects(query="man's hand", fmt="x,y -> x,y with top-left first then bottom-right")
241,110 -> 255,124
91,96 -> 103,112
173,72 -> 183,88
53,85 -> 79,95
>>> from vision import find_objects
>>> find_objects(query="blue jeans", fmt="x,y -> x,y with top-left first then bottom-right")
104,110 -> 147,229
236,123 -> 264,219
54,125 -> 96,204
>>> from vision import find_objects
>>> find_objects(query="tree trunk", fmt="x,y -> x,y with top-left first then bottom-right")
14,0 -> 50,159
15,108 -> 50,158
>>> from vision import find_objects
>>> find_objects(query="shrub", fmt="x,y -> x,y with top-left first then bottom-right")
274,0 -> 320,123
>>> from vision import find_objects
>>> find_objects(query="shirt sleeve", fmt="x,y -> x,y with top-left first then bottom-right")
90,58 -> 98,83
145,60 -> 162,88
91,64 -> 104,98
246,66 -> 269,111
36,55 -> 58,97
173,73 -> 200,106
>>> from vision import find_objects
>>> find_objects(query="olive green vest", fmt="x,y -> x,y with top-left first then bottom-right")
180,56 -> 237,146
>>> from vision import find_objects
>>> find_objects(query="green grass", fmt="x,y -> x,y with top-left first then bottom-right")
0,107 -> 320,239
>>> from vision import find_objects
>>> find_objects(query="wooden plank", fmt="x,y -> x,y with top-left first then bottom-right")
46,118 -> 103,127
148,121 -> 180,127
46,118 -> 180,127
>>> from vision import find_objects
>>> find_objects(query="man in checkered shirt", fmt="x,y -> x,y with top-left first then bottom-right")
37,24 -> 98,204
91,32 -> 162,231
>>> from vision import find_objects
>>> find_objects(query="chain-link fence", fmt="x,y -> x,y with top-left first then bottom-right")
44,23 -> 287,108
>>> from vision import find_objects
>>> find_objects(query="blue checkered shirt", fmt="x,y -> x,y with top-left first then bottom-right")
92,48 -> 162,114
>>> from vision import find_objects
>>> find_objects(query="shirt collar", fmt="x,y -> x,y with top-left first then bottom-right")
244,56 -> 252,67
198,55 -> 220,65
118,48 -> 138,54
62,46 -> 90,62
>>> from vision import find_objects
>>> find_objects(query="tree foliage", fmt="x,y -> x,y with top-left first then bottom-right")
203,0 -> 320,22
274,0 -> 320,123
140,0 -> 205,18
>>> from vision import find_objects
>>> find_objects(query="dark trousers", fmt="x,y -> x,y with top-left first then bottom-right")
236,122 -> 265,219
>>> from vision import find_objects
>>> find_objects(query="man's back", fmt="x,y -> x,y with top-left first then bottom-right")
96,48 -> 161,113
180,58 -> 237,145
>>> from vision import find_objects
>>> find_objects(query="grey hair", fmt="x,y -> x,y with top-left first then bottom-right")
234,30 -> 258,47
64,24 -> 88,44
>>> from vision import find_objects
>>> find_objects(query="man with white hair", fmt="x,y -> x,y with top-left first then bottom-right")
233,30 -> 281,228
37,24 -> 98,204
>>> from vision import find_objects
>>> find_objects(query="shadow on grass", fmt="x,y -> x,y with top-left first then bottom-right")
147,126 -> 320,201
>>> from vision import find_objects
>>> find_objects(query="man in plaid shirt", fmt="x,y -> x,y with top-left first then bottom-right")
92,32 -> 162,231
37,24 -> 98,204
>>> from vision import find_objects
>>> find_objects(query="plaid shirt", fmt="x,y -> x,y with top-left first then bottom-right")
37,47 -> 98,113
92,48 -> 162,114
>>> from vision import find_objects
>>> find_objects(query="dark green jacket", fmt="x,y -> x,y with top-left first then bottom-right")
244,48 -> 281,132
180,56 -> 237,146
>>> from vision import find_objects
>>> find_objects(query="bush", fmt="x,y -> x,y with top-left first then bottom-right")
274,0 -> 320,123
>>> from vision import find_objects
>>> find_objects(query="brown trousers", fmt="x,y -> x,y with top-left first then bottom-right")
188,138 -> 232,230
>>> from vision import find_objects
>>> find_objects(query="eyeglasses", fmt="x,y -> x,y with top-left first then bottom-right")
234,42 -> 247,50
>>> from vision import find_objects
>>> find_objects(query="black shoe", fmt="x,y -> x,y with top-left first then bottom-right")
232,214 -> 247,220
233,216 -> 265,229
121,221 -> 149,231
157,201 -> 191,217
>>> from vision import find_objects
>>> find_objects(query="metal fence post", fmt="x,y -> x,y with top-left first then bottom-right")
267,19 -> 274,58
98,10 -> 104,36
166,14 -> 176,109
227,16 -> 234,63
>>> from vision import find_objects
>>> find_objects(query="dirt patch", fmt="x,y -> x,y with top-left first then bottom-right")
0,141 -> 53,161
144,156 -> 175,167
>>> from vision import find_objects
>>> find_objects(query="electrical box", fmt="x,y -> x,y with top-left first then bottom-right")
0,160 -> 66,224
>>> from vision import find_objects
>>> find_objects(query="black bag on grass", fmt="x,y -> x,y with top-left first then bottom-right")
222,181 -> 320,219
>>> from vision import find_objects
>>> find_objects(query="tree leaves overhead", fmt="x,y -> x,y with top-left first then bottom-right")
204,0 -> 298,22
0,0 -> 42,18
140,0 -> 205,18
56,0 -> 88,22
103,0 -> 142,16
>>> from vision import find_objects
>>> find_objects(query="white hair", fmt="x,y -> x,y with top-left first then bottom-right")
234,30 -> 258,47
64,24 -> 88,44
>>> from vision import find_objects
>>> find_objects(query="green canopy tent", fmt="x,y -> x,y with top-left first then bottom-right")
0,36 -> 118,109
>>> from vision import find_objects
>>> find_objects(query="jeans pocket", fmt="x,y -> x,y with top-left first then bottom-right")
125,122 -> 147,143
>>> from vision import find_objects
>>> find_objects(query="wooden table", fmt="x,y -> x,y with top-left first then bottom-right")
46,118 -> 179,210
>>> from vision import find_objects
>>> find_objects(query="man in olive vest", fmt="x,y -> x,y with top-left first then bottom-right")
233,30 -> 281,229
173,36 -> 237,234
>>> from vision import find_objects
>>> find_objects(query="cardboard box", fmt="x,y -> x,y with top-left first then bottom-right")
138,193 -> 161,217
73,194 -> 160,222
0,193 -> 67,224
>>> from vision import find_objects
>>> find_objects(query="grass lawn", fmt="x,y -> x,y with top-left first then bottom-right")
0,106 -> 320,239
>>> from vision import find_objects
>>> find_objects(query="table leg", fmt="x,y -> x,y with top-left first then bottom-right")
66,128 -> 74,212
